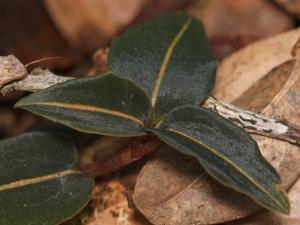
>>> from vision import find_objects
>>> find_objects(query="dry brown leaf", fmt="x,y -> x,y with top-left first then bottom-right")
219,38 -> 300,224
187,0 -> 293,58
133,146 -> 259,225
133,36 -> 300,225
262,59 -> 300,129
44,0 -> 150,52
189,0 -> 292,39
0,55 -> 27,88
273,0 -> 300,16
213,28 -> 300,101
225,177 -> 300,225
215,35 -> 300,197
233,60 -> 295,112
231,41 -> 300,190
44,0 -> 190,52
289,179 -> 300,218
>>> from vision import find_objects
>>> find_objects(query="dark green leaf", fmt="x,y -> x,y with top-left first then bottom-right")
15,73 -> 152,137
151,105 -> 290,214
109,12 -> 217,121
0,132 -> 94,225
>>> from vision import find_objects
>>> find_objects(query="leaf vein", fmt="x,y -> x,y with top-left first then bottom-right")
0,170 -> 80,191
35,102 -> 145,126
151,18 -> 192,107
166,128 -> 283,209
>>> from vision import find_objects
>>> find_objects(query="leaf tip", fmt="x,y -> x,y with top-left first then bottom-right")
277,191 -> 291,215
14,96 -> 29,109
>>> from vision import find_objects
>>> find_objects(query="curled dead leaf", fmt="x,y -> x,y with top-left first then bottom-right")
233,60 -> 294,112
213,28 -> 300,101
0,55 -> 27,88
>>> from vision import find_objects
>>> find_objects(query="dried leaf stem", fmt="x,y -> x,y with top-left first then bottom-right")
82,136 -> 161,177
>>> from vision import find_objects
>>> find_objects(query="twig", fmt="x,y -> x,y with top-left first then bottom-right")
204,97 -> 300,145
82,136 -> 161,177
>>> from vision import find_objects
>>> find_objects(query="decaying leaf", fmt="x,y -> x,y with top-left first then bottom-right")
213,28 -> 300,101
189,0 -> 292,39
133,35 -> 300,224
289,178 -> 300,218
217,37 -> 300,220
0,55 -> 27,88
133,145 -> 260,225
273,0 -> 300,17
44,0 -> 191,52
230,39 -> 300,191
262,50 -> 300,129
233,60 -> 294,112
44,0 -> 150,52
225,177 -> 300,225
226,40 -> 300,220
187,0 -> 293,58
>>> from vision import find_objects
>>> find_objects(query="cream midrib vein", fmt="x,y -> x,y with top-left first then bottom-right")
167,128 -> 284,208
32,102 -> 145,126
151,18 -> 192,107
0,169 -> 80,191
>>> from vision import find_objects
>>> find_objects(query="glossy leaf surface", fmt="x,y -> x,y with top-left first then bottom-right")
0,132 -> 94,225
16,73 -> 151,137
151,105 -> 290,214
109,12 -> 217,120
